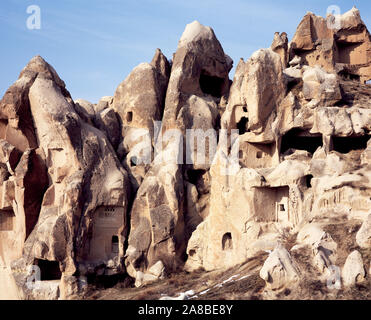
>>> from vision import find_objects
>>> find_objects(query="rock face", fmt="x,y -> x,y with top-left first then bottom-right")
0,56 -> 130,299
290,7 -> 371,83
1,8 -> 371,300
342,250 -> 366,287
260,244 -> 300,291
356,214 -> 371,248
113,49 -> 170,190
125,20 -> 231,284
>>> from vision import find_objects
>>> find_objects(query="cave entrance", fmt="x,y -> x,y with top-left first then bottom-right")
332,135 -> 370,154
126,111 -> 133,123
111,236 -> 119,255
366,80 -> 371,85
237,117 -> 249,135
305,175 -> 313,188
339,70 -> 361,81
253,186 -> 290,223
34,259 -> 62,281
336,42 -> 365,65
87,206 -> 124,261
222,233 -> 233,250
281,128 -> 322,155
0,210 -> 14,231
186,169 -> 206,185
199,71 -> 224,98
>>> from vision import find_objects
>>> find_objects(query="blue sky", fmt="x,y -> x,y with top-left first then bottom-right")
1,0 -> 370,103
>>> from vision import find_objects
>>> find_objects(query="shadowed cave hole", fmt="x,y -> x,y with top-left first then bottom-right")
112,235 -> 119,254
338,70 -> 360,81
34,259 -> 62,281
306,175 -> 313,188
126,111 -> 133,123
130,156 -> 137,167
281,128 -> 323,155
186,169 -> 206,185
199,71 -> 224,98
222,233 -> 233,251
336,42 -> 363,65
237,117 -> 249,135
332,135 -> 370,154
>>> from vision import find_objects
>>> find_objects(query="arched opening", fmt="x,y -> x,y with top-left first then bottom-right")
222,233 -> 233,250
332,135 -> 370,154
199,71 -> 224,98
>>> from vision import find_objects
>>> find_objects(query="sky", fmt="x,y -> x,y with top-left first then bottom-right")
1,0 -> 370,103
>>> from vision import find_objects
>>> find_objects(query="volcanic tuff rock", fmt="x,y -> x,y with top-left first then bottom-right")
0,56 -> 130,299
0,7 -> 371,300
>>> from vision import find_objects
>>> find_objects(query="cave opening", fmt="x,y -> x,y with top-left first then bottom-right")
189,249 -> 196,257
281,128 -> 323,155
199,71 -> 224,98
34,259 -> 62,281
305,175 -> 313,188
222,233 -> 233,251
332,135 -> 370,154
237,117 -> 249,135
338,70 -> 361,81
130,156 -> 137,167
186,169 -> 206,185
366,80 -> 371,85
126,111 -> 133,123
111,235 -> 119,254
336,42 -> 364,65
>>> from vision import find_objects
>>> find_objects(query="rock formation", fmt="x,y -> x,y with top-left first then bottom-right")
0,7 -> 370,300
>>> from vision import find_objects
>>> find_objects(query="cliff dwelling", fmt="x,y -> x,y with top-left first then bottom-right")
336,41 -> 367,65
199,70 -> 224,97
239,141 -> 276,168
237,117 -> 249,135
87,206 -> 124,261
331,135 -> 370,154
280,128 -> 323,155
222,232 -> 233,250
34,259 -> 62,281
253,186 -> 290,223
0,210 -> 14,231
126,111 -> 133,123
